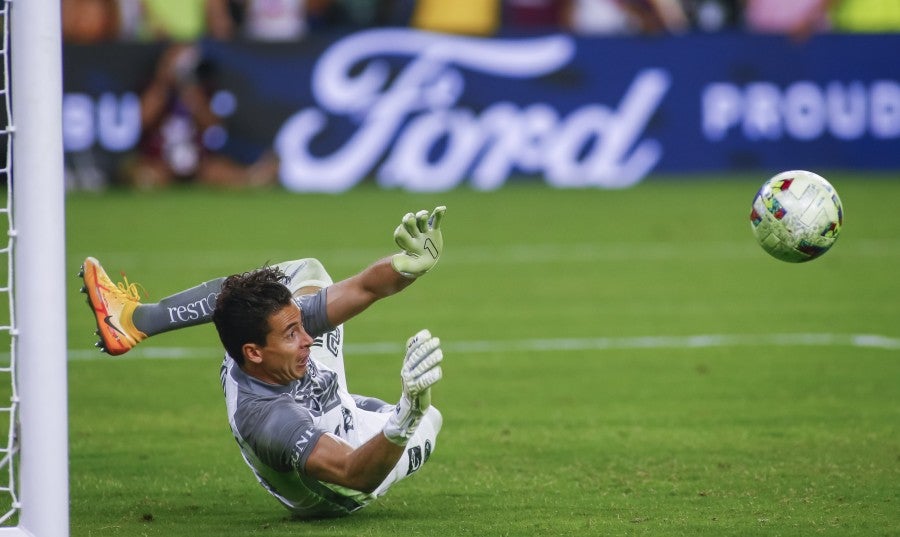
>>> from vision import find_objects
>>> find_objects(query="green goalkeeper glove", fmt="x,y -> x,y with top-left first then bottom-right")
383,329 -> 443,445
390,206 -> 446,279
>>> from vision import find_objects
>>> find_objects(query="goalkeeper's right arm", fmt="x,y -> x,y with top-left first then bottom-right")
302,330 -> 443,492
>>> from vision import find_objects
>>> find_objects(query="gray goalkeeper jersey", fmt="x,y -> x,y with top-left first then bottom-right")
220,291 -> 387,518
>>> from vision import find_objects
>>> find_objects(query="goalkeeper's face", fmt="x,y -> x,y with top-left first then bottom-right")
245,303 -> 314,385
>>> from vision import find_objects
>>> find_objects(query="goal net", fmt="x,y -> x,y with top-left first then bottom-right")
0,0 -> 15,526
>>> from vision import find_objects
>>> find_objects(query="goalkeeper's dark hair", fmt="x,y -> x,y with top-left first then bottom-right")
212,266 -> 293,365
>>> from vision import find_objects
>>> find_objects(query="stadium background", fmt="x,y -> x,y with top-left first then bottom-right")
55,4 -> 900,536
62,30 -> 900,191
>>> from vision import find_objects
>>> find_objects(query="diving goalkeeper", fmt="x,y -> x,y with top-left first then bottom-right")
79,207 -> 446,518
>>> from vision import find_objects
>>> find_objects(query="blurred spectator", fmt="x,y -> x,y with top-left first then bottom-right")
410,0 -> 502,36
680,0 -> 742,32
829,0 -> 900,32
742,0 -> 900,37
62,0 -> 125,189
224,0 -> 342,40
565,0 -> 634,34
227,0 -> 309,40
633,0 -> 691,33
117,0 -> 234,41
126,44 -> 277,188
62,0 -> 121,43
743,0 -> 830,39
325,0 -> 414,28
504,0 -> 570,33
565,0 -> 689,35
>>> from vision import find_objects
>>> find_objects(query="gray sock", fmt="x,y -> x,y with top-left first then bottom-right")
132,277 -> 225,336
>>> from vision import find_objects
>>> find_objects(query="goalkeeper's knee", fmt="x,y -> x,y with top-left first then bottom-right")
424,406 -> 443,436
274,258 -> 334,295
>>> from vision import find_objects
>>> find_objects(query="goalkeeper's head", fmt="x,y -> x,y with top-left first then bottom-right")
213,266 -> 293,366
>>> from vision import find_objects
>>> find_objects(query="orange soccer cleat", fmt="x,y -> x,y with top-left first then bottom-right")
79,257 -> 147,355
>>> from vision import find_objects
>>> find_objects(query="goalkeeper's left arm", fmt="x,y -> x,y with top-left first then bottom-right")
322,206 -> 446,327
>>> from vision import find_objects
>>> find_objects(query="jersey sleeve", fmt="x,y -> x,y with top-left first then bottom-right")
233,394 -> 326,475
296,290 -> 335,339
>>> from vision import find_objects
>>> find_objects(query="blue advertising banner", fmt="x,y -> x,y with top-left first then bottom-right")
63,29 -> 900,192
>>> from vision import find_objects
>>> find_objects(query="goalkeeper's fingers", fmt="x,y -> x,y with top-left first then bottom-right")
404,330 -> 440,371
414,210 -> 430,233
393,210 -> 427,253
428,206 -> 446,231
401,212 -> 421,238
393,223 -> 418,253
405,366 -> 443,395
391,207 -> 446,277
414,206 -> 446,234
397,207 -> 446,245
402,329 -> 443,395
406,329 -> 431,352
405,342 -> 442,379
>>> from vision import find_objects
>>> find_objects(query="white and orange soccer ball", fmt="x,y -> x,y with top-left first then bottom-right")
750,170 -> 843,263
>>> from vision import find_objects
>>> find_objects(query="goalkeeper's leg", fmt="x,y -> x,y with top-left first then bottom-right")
273,258 -> 333,297
372,406 -> 443,497
80,257 -> 336,357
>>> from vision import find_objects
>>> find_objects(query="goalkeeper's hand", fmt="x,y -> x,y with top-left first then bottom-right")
383,329 -> 443,445
390,206 -> 446,279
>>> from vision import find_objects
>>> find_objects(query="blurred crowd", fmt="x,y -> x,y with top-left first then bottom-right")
59,0 -> 900,191
62,0 -> 900,44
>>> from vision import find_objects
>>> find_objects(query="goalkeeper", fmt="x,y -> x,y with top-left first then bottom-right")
80,207 -> 446,518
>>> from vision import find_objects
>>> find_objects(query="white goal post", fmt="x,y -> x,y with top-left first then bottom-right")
0,0 -> 70,535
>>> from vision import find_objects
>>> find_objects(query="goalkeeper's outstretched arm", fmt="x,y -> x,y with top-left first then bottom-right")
323,206 -> 446,327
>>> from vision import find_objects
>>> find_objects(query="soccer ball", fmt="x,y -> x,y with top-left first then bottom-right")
749,170 -> 843,263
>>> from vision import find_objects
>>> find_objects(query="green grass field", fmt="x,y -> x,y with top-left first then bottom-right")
58,175 -> 900,536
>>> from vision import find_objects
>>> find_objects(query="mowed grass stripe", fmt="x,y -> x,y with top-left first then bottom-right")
64,332 -> 900,361
71,237 -> 900,271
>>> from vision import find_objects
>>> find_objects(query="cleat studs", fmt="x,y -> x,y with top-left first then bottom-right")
77,266 -> 84,277
80,286 -> 86,294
